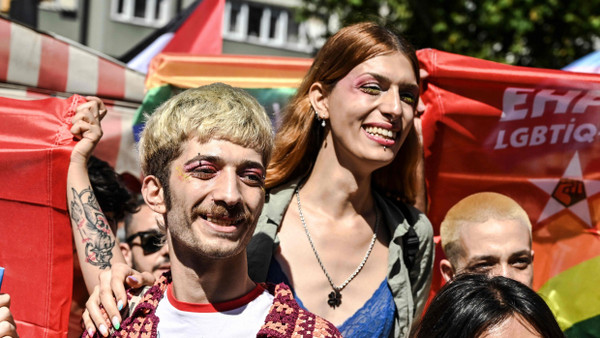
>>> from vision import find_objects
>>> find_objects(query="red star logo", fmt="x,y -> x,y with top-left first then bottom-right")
530,152 -> 600,227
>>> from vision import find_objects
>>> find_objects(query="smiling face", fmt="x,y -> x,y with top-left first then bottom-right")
446,218 -> 534,287
160,138 -> 266,260
127,204 -> 170,278
318,52 -> 418,171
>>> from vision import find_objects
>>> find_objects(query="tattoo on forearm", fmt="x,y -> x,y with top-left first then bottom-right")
69,187 -> 115,269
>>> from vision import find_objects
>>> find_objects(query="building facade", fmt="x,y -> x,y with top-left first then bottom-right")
36,0 -> 325,59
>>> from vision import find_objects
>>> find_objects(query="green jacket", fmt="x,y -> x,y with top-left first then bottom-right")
247,179 -> 435,338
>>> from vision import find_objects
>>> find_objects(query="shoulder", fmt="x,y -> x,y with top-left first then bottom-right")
127,272 -> 170,311
376,192 -> 433,241
261,180 -> 299,222
257,283 -> 342,338
248,180 -> 300,282
115,273 -> 170,336
403,202 -> 434,241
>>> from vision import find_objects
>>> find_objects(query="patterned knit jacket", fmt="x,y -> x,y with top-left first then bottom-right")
83,271 -> 341,338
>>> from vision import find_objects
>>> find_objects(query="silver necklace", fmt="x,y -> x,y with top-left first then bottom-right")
295,187 -> 379,309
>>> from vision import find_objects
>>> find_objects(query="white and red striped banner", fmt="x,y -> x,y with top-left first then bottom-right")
0,17 -> 143,178
0,17 -> 145,102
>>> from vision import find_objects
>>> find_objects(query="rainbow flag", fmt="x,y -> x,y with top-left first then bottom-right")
419,49 -> 600,336
132,53 -> 313,141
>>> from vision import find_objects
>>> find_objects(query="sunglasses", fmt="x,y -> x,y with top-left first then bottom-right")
126,230 -> 165,255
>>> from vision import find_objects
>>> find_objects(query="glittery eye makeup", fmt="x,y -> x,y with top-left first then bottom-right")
182,154 -> 265,186
183,157 -> 219,180
184,155 -> 219,171
354,73 -> 419,107
183,160 -> 203,172
240,168 -> 265,187
359,83 -> 382,95
354,74 -> 382,94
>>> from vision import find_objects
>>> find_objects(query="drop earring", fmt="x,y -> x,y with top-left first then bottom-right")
314,109 -> 326,128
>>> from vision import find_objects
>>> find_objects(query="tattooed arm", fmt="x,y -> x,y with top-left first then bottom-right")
70,186 -> 116,270
68,98 -> 127,293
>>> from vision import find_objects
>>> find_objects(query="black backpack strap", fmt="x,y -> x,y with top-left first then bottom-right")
396,202 -> 420,271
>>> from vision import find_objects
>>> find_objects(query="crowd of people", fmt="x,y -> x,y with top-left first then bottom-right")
0,22 -> 566,338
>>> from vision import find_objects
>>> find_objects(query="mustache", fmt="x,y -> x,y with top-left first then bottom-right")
152,257 -> 170,272
191,203 -> 254,225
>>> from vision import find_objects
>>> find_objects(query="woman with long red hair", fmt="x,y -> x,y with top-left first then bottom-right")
247,22 -> 434,337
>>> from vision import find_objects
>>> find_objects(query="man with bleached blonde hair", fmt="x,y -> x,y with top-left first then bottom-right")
82,83 -> 340,337
439,192 -> 534,287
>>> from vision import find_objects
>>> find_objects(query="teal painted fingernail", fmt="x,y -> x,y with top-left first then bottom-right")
117,299 -> 124,311
112,316 -> 120,330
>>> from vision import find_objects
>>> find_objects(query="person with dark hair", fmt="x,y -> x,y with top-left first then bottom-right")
82,22 -> 434,337
411,274 -> 565,338
67,98 -> 137,337
119,196 -> 170,279
87,156 -> 138,234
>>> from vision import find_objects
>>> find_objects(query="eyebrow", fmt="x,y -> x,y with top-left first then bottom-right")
239,160 -> 265,173
184,155 -> 219,167
184,154 -> 265,172
508,250 -> 533,258
469,250 -> 532,262
468,255 -> 499,262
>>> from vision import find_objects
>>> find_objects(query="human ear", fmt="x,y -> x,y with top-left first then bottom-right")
119,242 -> 132,267
142,175 -> 167,215
440,259 -> 455,282
308,82 -> 329,120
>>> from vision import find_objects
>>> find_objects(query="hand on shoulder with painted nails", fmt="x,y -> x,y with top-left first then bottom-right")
81,263 -> 155,337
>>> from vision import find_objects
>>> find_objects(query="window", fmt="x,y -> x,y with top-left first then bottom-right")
110,0 -> 173,28
247,4 -> 262,38
287,16 -> 301,44
223,0 -> 311,52
39,0 -> 78,12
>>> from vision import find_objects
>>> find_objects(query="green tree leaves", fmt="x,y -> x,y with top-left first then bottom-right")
298,0 -> 600,69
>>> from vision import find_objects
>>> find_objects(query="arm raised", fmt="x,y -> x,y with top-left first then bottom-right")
68,97 -> 128,293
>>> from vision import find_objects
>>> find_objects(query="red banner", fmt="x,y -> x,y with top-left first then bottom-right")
0,95 -> 82,337
419,49 -> 600,335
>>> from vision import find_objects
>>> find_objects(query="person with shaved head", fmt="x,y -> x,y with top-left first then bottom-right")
439,192 -> 534,287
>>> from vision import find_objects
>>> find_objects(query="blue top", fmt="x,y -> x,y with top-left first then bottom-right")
267,258 -> 395,338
